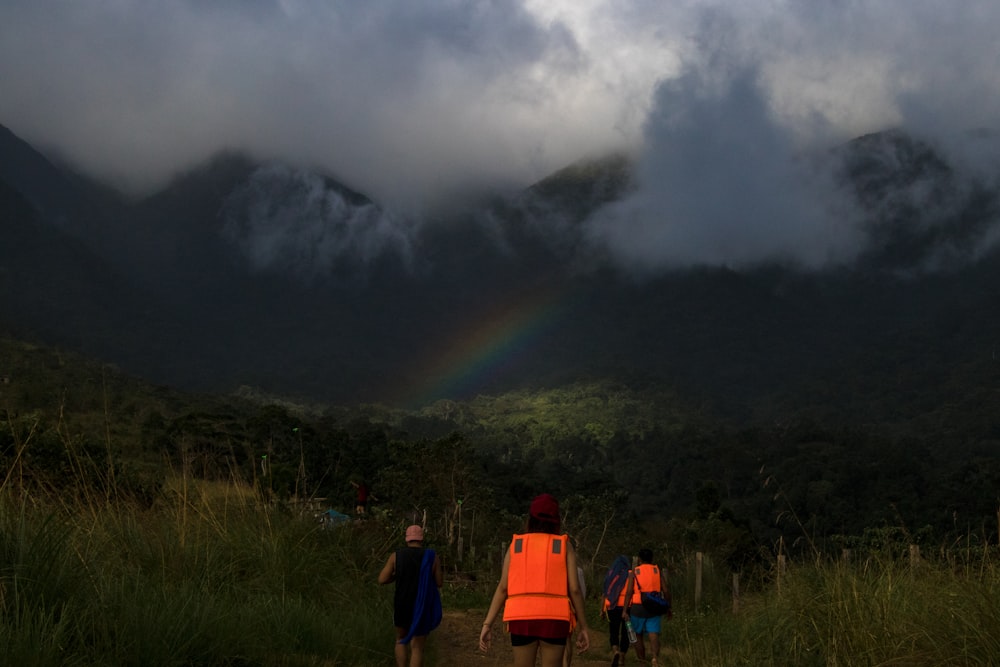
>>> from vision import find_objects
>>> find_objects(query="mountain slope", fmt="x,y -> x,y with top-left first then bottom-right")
0,179 -> 163,359
1,121 -> 999,423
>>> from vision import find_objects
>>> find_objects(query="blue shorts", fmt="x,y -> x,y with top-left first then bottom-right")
630,615 -> 661,634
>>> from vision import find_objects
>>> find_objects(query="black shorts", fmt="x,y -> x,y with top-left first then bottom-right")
510,634 -> 567,647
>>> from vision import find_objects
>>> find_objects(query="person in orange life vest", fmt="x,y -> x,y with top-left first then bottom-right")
602,555 -> 632,667
622,548 -> 671,667
479,494 -> 591,667
378,524 -> 443,667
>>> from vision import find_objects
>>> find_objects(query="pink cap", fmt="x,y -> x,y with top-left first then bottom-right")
405,524 -> 424,542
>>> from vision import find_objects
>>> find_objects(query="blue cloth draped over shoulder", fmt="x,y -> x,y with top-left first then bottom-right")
399,548 -> 442,644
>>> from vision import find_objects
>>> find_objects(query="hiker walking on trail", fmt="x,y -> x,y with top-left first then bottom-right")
602,554 -> 633,667
378,524 -> 443,667
622,548 -> 671,667
479,493 -> 591,667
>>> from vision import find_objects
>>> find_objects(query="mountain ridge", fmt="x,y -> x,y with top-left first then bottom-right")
2,121 -> 999,424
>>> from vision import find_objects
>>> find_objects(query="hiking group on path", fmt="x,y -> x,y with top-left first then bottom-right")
380,493 -> 672,667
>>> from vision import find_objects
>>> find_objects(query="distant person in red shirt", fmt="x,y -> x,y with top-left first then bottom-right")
351,480 -> 372,516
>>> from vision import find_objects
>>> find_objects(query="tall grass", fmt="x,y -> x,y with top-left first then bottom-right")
6,449 -> 1000,666
0,478 -> 400,666
665,551 -> 1000,666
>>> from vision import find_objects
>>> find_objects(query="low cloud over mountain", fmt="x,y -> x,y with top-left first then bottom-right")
2,119 -> 1000,415
220,164 -> 417,281
3,1 -> 1000,274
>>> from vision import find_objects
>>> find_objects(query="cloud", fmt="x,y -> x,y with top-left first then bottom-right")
220,164 -> 416,280
583,9 -> 864,271
1,0 -> 999,268
582,2 -> 1000,270
0,0 -> 603,207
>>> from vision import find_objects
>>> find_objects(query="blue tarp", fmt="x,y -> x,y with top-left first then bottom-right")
322,509 -> 351,527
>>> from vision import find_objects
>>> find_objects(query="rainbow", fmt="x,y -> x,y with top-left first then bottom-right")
393,282 -> 573,407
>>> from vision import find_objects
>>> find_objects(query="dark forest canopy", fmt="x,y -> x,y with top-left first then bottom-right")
3,336 -> 999,574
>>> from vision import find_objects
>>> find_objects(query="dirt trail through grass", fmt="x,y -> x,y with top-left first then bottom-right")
433,609 -> 616,666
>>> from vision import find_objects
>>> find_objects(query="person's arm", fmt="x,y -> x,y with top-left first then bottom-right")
433,553 -> 443,588
377,552 -> 396,585
479,548 -> 511,652
566,543 -> 591,652
622,571 -> 635,619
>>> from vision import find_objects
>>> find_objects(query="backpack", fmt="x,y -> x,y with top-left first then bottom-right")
602,555 -> 631,607
638,587 -> 671,616
633,565 -> 671,617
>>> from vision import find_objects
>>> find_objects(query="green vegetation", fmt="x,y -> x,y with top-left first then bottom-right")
0,481 -> 397,666
664,550 -> 1000,666
3,335 -> 1000,664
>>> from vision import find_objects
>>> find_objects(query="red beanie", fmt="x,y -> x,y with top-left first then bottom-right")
529,493 -> 560,522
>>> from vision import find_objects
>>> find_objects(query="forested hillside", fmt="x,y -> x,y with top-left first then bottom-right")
4,335 -> 998,576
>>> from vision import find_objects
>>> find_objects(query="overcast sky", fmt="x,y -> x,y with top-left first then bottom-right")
2,0 -> 999,269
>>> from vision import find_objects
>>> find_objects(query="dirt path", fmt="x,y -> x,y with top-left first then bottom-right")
432,609 -> 616,667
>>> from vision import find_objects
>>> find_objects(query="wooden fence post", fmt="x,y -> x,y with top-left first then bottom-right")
469,509 -> 476,565
695,552 -> 703,611
456,500 -> 463,563
776,536 -> 786,595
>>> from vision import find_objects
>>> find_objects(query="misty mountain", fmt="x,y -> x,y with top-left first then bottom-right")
838,129 -> 1000,272
1,121 -> 999,426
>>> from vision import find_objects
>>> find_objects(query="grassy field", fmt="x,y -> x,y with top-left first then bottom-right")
0,478 -> 396,666
662,551 -> 1000,666
2,474 -> 999,666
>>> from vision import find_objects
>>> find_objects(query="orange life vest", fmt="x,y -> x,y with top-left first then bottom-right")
603,570 -> 631,611
630,564 -> 661,605
503,533 -> 573,624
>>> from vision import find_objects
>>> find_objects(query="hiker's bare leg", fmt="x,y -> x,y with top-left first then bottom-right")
562,631 -> 574,667
539,641 -> 566,667
393,645 -> 407,667
634,633 -> 646,661
393,628 -> 407,667
649,632 -> 660,664
512,642 -> 539,667
408,635 -> 427,667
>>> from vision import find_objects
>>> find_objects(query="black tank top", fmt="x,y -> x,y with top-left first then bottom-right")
394,546 -> 424,610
